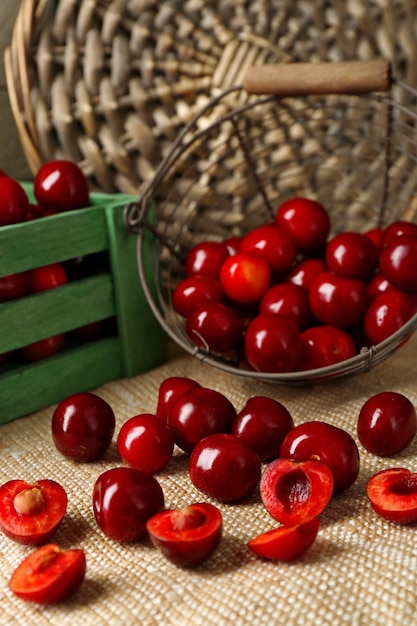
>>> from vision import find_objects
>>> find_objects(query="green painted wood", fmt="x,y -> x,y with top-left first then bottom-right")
105,203 -> 168,376
0,337 -> 123,424
0,274 -> 115,352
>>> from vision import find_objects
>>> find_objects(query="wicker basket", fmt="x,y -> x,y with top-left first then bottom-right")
5,0 -> 417,194
125,60 -> 417,383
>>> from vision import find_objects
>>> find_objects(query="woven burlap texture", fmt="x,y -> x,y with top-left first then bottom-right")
2,336 -> 417,626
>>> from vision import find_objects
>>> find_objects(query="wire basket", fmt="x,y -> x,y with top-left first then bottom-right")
125,60 -> 417,384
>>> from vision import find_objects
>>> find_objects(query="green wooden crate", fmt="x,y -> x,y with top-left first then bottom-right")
0,184 -> 167,424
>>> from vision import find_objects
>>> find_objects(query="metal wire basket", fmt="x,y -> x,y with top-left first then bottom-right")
125,60 -> 417,384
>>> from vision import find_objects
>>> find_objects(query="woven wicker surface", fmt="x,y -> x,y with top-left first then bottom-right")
2,336 -> 417,626
5,0 -> 417,194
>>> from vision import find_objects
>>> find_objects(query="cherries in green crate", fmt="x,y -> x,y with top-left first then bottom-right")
171,196 -> 417,373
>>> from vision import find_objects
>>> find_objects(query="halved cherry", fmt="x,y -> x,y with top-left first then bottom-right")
9,543 -> 86,604
247,517 -> 320,562
367,468 -> 417,524
146,502 -> 222,567
0,479 -> 67,545
260,458 -> 334,525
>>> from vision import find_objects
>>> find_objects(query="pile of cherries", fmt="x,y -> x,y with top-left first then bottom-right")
172,198 -> 417,372
0,161 -> 110,363
1,377 -> 417,603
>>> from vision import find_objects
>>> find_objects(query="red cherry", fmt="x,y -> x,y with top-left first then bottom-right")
309,271 -> 369,327
0,479 -> 67,545
92,467 -> 164,542
299,325 -> 357,370
367,272 -> 396,300
146,502 -> 222,567
52,392 -> 115,462
0,177 -> 29,226
244,313 -> 302,373
21,334 -> 65,362
184,241 -> 229,279
280,420 -> 360,494
285,257 -> 327,289
156,376 -> 202,423
34,160 -> 89,212
275,197 -> 331,252
240,223 -> 297,274
247,517 -> 320,562
168,386 -> 237,453
9,544 -> 86,605
189,433 -> 262,503
364,227 -> 384,251
186,301 -> 244,354
172,275 -> 223,318
28,263 -> 68,293
363,289 -> 417,345
259,282 -> 312,329
357,391 -> 417,456
231,396 -> 294,462
260,458 -> 334,525
379,235 -> 417,294
223,236 -> 242,256
325,231 -> 379,282
366,468 -> 417,524
117,413 -> 174,473
382,220 -> 417,247
219,253 -> 271,303
0,272 -> 29,302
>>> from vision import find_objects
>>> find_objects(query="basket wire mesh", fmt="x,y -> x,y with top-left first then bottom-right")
125,62 -> 417,383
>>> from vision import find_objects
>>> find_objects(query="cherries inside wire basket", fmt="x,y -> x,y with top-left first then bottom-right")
125,61 -> 417,384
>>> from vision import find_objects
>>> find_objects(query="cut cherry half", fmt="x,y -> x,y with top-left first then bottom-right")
247,517 -> 320,562
367,468 -> 417,524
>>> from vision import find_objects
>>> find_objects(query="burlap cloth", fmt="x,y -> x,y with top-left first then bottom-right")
2,335 -> 417,626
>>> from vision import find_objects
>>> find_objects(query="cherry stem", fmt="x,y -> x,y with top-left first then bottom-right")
13,487 -> 46,516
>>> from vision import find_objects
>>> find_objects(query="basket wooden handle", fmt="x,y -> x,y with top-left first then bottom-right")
243,60 -> 391,96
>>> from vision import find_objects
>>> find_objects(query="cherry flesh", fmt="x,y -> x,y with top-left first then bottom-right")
52,392 -> 116,462
366,468 -> 417,524
260,458 -> 333,525
247,517 -> 320,562
189,433 -> 262,503
146,502 -> 222,567
92,467 -> 164,542
357,391 -> 417,456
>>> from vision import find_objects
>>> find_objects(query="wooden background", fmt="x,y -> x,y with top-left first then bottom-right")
0,3 -> 32,181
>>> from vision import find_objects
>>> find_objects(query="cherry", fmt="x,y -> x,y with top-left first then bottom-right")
247,517 -> 320,562
364,227 -> 384,251
0,479 -> 67,545
259,282 -> 312,329
34,160 -> 89,212
244,313 -> 302,373
0,272 -> 29,302
382,220 -> 417,247
366,468 -> 417,524
379,235 -> 417,294
156,376 -> 202,423
146,502 -> 222,567
219,253 -> 271,303
231,396 -> 294,462
28,263 -> 68,293
260,458 -> 334,525
189,433 -> 262,503
357,391 -> 417,456
363,289 -> 417,345
172,275 -> 224,318
223,236 -> 241,256
325,231 -> 379,282
168,386 -> 236,453
299,325 -> 357,370
309,271 -> 369,327
280,420 -> 360,494
92,467 -> 164,542
9,544 -> 86,604
21,334 -> 66,362
285,257 -> 327,289
275,197 -> 331,253
240,223 -> 297,274
367,272 -> 396,300
184,241 -> 229,279
0,176 -> 29,226
117,413 -> 174,473
52,392 -> 115,462
186,301 -> 244,354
